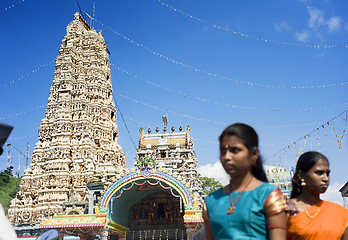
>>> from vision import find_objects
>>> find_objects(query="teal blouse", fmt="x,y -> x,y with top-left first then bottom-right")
205,183 -> 278,240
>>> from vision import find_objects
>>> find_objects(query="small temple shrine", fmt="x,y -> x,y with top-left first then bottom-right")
8,12 -> 204,239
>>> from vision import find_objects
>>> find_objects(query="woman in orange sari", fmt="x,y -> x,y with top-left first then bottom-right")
287,151 -> 348,240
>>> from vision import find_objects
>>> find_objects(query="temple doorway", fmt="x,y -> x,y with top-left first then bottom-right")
127,191 -> 186,240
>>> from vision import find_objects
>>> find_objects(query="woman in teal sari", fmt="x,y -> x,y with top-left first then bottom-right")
203,123 -> 288,240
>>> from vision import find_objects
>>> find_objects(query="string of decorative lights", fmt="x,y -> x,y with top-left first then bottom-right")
259,122 -> 328,128
1,123 -> 314,152
88,14 -> 348,89
156,0 -> 348,49
115,92 -> 228,125
268,125 -> 345,170
110,63 -> 263,110
0,60 -> 54,89
0,104 -> 46,120
120,110 -> 328,130
8,135 -> 36,141
115,93 -> 348,128
111,63 -> 348,112
113,98 -> 346,169
266,109 -> 347,160
2,23 -> 347,92
0,95 -> 342,133
123,115 -> 151,128
0,0 -> 25,15
194,138 -> 293,147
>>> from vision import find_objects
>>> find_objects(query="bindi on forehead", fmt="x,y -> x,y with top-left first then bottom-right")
222,143 -> 244,148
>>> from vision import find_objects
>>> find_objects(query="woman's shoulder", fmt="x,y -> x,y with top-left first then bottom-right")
323,200 -> 348,212
205,187 -> 225,199
247,182 -> 282,203
321,201 -> 348,223
252,182 -> 278,194
262,184 -> 288,216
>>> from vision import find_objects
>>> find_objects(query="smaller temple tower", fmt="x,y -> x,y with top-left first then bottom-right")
136,123 -> 203,197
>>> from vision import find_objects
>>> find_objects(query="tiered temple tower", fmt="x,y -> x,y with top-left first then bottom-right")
136,124 -> 203,201
122,123 -> 203,235
8,12 -> 125,227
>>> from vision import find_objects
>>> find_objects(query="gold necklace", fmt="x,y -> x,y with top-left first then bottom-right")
300,201 -> 321,219
227,176 -> 253,215
306,207 -> 320,219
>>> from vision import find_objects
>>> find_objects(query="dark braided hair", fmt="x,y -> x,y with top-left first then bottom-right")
219,123 -> 268,182
291,151 -> 329,198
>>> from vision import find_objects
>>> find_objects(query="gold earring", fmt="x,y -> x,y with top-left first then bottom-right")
250,158 -> 256,167
301,179 -> 306,186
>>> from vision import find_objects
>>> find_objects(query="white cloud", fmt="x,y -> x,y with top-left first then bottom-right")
198,163 -> 287,186
198,163 -> 346,207
306,6 -> 342,33
295,30 -> 311,42
307,6 -> 325,29
198,161 -> 229,185
321,182 -> 345,206
326,16 -> 341,32
274,21 -> 291,32
292,6 -> 343,42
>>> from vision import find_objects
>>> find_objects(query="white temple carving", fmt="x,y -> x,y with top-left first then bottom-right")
8,12 -> 125,225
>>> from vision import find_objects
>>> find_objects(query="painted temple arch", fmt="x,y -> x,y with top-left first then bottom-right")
99,169 -> 192,212
97,167 -> 203,235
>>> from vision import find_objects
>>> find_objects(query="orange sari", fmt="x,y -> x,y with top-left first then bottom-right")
287,200 -> 348,240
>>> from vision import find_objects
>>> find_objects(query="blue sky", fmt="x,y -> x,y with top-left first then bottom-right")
1,0 -> 347,202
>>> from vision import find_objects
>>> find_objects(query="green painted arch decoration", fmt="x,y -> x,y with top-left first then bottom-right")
99,168 -> 194,213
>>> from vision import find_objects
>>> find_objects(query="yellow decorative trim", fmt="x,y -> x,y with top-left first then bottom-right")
51,214 -> 105,219
107,219 -> 129,233
183,210 -> 203,223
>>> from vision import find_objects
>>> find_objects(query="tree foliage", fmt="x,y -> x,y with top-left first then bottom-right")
0,166 -> 14,184
0,166 -> 20,213
135,156 -> 156,168
200,176 -> 224,196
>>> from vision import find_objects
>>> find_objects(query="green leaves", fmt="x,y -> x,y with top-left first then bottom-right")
0,166 -> 20,213
200,176 -> 223,196
135,156 -> 156,168
0,166 -> 14,185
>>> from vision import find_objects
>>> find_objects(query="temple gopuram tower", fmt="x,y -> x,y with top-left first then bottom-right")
124,123 -> 204,235
136,124 -> 202,196
8,12 -> 125,230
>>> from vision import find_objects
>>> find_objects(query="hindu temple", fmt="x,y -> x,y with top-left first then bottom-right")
8,13 -> 205,239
